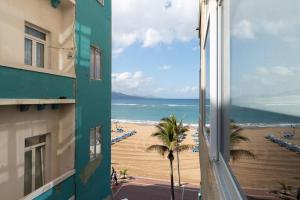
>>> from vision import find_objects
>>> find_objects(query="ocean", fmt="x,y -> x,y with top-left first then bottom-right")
112,98 -> 300,127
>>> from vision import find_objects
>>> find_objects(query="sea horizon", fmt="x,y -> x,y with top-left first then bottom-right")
112,97 -> 300,128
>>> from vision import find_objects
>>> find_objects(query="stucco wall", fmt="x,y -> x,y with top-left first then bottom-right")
0,0 -> 75,74
0,104 -> 75,200
75,0 -> 112,199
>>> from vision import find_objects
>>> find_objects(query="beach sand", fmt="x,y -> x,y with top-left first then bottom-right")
111,123 -> 300,191
111,122 -> 201,185
230,127 -> 300,190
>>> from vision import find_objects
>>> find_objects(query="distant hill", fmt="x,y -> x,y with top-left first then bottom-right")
112,91 -> 149,99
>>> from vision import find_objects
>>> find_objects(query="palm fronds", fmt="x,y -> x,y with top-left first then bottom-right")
176,144 -> 193,152
230,149 -> 256,162
147,144 -> 169,157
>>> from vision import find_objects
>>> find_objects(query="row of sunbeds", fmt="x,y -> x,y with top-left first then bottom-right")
111,130 -> 137,145
266,134 -> 300,154
192,132 -> 199,152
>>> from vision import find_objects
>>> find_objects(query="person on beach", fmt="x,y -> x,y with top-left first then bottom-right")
111,167 -> 118,185
113,171 -> 118,185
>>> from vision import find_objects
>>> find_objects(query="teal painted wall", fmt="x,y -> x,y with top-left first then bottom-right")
34,175 -> 75,200
75,0 -> 112,199
0,66 -> 75,99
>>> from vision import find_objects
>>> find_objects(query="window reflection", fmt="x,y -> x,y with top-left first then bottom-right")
229,0 -> 300,198
205,28 -> 210,138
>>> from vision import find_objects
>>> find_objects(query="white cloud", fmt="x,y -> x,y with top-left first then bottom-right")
177,86 -> 198,94
232,19 -> 255,40
112,48 -> 124,56
233,66 -> 300,98
112,71 -> 152,94
231,0 -> 300,43
159,65 -> 172,70
154,87 -> 166,93
142,28 -> 162,47
113,0 -> 199,50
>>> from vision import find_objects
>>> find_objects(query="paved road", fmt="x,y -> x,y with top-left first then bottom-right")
112,177 -> 199,200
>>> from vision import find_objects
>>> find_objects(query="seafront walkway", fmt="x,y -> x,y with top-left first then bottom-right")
112,176 -> 199,200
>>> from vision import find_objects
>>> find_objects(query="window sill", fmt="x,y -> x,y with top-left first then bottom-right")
0,64 -> 76,78
0,99 -> 75,105
21,169 -> 75,200
212,154 -> 246,199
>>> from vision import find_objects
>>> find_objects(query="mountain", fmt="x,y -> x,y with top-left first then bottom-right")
112,92 -> 149,99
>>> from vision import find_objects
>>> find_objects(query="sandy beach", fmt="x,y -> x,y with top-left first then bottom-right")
111,122 -> 201,185
230,127 -> 300,190
112,122 -> 300,192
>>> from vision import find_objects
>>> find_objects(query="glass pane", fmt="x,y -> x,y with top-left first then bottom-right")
36,43 -> 44,68
95,126 -> 101,156
204,28 -> 210,137
90,128 -> 95,160
25,135 -> 46,148
24,151 -> 32,196
90,47 -> 95,79
229,0 -> 300,198
35,146 -> 44,189
24,38 -> 32,65
25,26 -> 46,40
95,50 -> 101,79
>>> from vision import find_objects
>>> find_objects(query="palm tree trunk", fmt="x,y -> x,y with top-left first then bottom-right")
169,158 -> 175,200
176,147 -> 181,186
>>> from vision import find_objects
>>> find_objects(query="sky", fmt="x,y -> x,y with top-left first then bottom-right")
112,0 -> 200,99
230,0 -> 300,116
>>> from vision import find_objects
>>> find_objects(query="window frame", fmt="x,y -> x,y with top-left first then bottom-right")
90,46 -> 103,80
24,134 -> 48,196
200,0 -> 248,198
24,24 -> 47,68
90,126 -> 102,161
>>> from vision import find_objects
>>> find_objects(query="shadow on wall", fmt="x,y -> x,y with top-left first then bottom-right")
0,105 -> 75,200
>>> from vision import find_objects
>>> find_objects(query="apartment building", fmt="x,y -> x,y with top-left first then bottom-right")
198,0 -> 300,199
0,0 -> 111,199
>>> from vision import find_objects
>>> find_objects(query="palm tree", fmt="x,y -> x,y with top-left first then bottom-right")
158,116 -> 190,186
230,121 -> 256,161
119,169 -> 128,179
147,116 -> 191,200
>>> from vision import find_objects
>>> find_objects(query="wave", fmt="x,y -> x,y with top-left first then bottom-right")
112,103 -> 196,107
236,123 -> 300,128
164,104 -> 196,107
112,119 -> 300,128
112,103 -> 139,106
111,119 -> 159,125
112,119 -> 199,127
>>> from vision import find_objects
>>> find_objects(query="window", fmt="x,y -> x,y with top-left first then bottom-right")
24,135 -> 46,196
97,0 -> 104,6
227,0 -> 300,197
90,126 -> 102,161
90,46 -> 102,80
204,26 -> 210,138
24,24 -> 46,68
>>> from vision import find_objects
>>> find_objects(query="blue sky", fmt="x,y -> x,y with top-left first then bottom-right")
230,0 -> 300,116
112,0 -> 199,99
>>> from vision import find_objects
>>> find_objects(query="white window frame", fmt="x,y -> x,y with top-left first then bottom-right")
90,126 -> 102,161
202,0 -> 219,160
90,46 -> 103,80
24,23 -> 47,68
199,0 -> 247,199
24,134 -> 48,196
